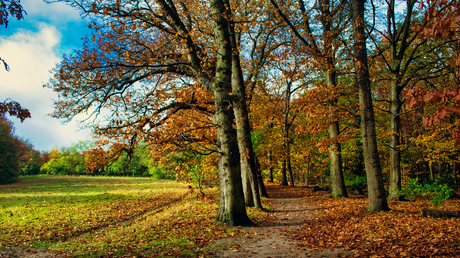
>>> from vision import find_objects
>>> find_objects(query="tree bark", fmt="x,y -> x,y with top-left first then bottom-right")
228,8 -> 262,209
267,151 -> 274,183
280,160 -> 288,185
286,145 -> 295,187
429,162 -> 434,180
255,155 -> 269,197
388,81 -> 402,200
454,162 -> 458,190
323,4 -> 347,198
329,121 -> 346,197
382,0 -> 416,200
283,81 -> 295,187
328,71 -> 347,198
352,0 -> 390,212
212,0 -> 252,225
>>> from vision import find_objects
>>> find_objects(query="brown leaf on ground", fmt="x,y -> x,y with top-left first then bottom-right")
289,190 -> 460,257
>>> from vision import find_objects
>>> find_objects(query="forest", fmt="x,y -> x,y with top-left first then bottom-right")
2,0 -> 460,256
1,0 -> 460,240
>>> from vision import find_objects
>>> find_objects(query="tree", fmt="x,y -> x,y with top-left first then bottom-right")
0,115 -> 19,184
365,0 -> 458,200
49,0 -> 251,226
351,0 -> 390,212
371,0 -> 421,200
253,46 -> 308,187
270,0 -> 349,197
229,2 -> 262,209
40,146 -> 74,175
239,11 -> 288,192
405,0 -> 460,142
20,149 -> 41,176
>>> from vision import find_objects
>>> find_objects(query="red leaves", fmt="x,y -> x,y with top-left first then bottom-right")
418,0 -> 460,40
0,99 -> 31,122
405,86 -> 460,141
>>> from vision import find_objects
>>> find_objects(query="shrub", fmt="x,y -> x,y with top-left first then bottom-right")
402,178 -> 453,205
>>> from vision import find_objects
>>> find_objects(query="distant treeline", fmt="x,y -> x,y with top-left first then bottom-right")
0,116 -> 166,184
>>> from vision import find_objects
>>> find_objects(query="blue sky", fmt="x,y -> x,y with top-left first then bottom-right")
0,0 -> 93,152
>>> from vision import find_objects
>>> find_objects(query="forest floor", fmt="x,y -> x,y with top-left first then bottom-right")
1,183 -> 351,258
211,184 -> 352,257
2,177 -> 460,257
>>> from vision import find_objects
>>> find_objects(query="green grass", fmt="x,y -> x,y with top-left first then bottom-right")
0,176 -> 254,257
0,177 -> 187,246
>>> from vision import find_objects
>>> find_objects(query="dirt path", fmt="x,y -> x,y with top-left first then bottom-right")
0,247 -> 59,258
213,184 -> 351,258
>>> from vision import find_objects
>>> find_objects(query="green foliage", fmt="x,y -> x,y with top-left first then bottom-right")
149,166 -> 164,179
251,130 -> 265,153
402,178 -> 453,205
343,169 -> 367,195
38,141 -> 163,178
345,175 -> 367,188
0,117 -> 19,184
19,150 -> 41,176
39,141 -> 94,176
106,142 -> 163,178
40,151 -> 73,175
168,150 -> 218,193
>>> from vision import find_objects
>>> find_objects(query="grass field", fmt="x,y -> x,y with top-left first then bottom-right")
0,176 -> 261,257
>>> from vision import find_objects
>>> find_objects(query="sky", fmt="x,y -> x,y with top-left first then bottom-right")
0,0 -> 93,152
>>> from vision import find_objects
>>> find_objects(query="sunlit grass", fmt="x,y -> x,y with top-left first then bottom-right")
0,176 -> 188,247
52,193 -> 242,257
0,176 -> 273,257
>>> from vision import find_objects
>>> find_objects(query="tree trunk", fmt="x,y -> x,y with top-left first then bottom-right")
284,127 -> 294,187
324,10 -> 347,197
429,163 -> 434,180
240,163 -> 255,207
286,144 -> 295,187
385,0 -> 416,201
226,0 -> 262,209
212,0 -> 252,226
306,157 -> 310,186
255,155 -> 269,197
283,81 -> 294,187
454,162 -> 458,190
329,119 -> 347,197
388,82 -> 402,200
268,151 -> 274,182
352,0 -> 390,212
280,160 -> 288,185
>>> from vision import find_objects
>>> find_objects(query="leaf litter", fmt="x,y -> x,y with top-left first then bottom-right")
2,178 -> 460,257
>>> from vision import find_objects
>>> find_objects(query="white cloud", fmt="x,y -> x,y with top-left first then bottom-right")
0,23 -> 92,151
1,24 -> 60,92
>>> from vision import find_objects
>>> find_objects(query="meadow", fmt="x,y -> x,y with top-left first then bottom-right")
0,176 -> 259,257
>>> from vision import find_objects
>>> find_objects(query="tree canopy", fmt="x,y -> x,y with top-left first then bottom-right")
34,0 -> 460,222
